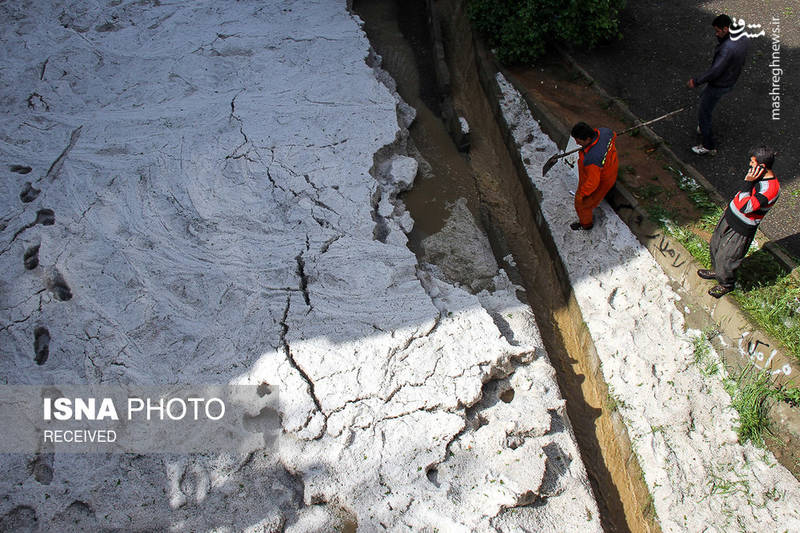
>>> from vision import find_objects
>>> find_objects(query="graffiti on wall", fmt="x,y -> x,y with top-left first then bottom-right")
738,331 -> 793,377
654,234 -> 687,269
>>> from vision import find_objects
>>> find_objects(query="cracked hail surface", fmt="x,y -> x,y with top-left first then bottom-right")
0,1 -> 599,531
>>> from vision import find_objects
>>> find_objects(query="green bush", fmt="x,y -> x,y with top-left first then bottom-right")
467,0 -> 626,64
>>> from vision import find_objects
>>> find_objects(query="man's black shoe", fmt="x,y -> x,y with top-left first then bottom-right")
708,285 -> 734,298
570,222 -> 593,231
697,269 -> 716,280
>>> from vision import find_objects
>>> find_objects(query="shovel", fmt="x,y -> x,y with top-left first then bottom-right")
541,105 -> 692,176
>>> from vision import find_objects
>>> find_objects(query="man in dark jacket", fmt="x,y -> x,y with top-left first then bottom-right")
687,14 -> 748,155
697,146 -> 780,298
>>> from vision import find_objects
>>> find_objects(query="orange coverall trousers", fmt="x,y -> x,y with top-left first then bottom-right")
575,138 -> 618,227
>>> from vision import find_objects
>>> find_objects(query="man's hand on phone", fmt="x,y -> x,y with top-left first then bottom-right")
745,162 -> 766,182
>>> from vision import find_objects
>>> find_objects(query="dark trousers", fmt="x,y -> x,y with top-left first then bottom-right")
698,85 -> 732,150
710,216 -> 753,288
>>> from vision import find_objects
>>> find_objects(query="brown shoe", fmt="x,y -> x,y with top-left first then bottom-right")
697,269 -> 716,280
708,285 -> 733,298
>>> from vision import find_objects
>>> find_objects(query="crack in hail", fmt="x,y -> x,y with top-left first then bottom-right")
279,294 -> 326,433
44,125 -> 83,182
227,90 -> 250,159
295,252 -> 311,308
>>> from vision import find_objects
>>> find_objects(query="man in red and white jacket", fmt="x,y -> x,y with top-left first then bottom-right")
697,146 -> 780,298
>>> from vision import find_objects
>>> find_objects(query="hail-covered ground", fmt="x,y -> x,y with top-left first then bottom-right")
0,1 -> 600,531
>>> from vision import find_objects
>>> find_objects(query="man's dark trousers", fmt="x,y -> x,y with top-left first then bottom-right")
698,85 -> 732,150
709,216 -> 752,288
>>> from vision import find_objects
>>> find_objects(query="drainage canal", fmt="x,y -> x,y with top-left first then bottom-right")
353,0 -> 658,531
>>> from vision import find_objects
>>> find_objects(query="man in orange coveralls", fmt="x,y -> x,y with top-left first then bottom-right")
570,122 -> 618,230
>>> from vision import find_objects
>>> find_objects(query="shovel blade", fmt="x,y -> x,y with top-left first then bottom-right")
542,155 -> 559,176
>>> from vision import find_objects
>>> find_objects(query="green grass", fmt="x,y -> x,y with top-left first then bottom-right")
667,164 -> 718,211
697,207 -> 723,233
663,222 -> 711,265
633,183 -> 664,201
692,334 -> 719,376
735,271 -> 800,360
723,365 -> 800,447
642,492 -> 657,522
781,385 -> 800,406
706,469 -> 749,498
605,390 -> 625,412
724,367 -> 776,447
645,204 -> 680,227
686,186 -> 717,213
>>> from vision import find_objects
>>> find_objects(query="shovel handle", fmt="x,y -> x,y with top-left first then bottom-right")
541,104 -> 692,176
617,104 -> 692,136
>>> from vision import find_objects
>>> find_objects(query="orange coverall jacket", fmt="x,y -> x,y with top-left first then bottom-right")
576,127 -> 618,227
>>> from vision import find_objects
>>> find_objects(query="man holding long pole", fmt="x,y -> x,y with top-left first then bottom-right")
569,122 -> 618,231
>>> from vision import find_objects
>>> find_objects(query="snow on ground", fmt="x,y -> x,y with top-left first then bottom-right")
0,1 -> 599,531
495,72 -> 800,533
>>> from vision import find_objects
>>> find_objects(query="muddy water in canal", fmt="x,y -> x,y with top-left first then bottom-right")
353,1 -> 656,531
